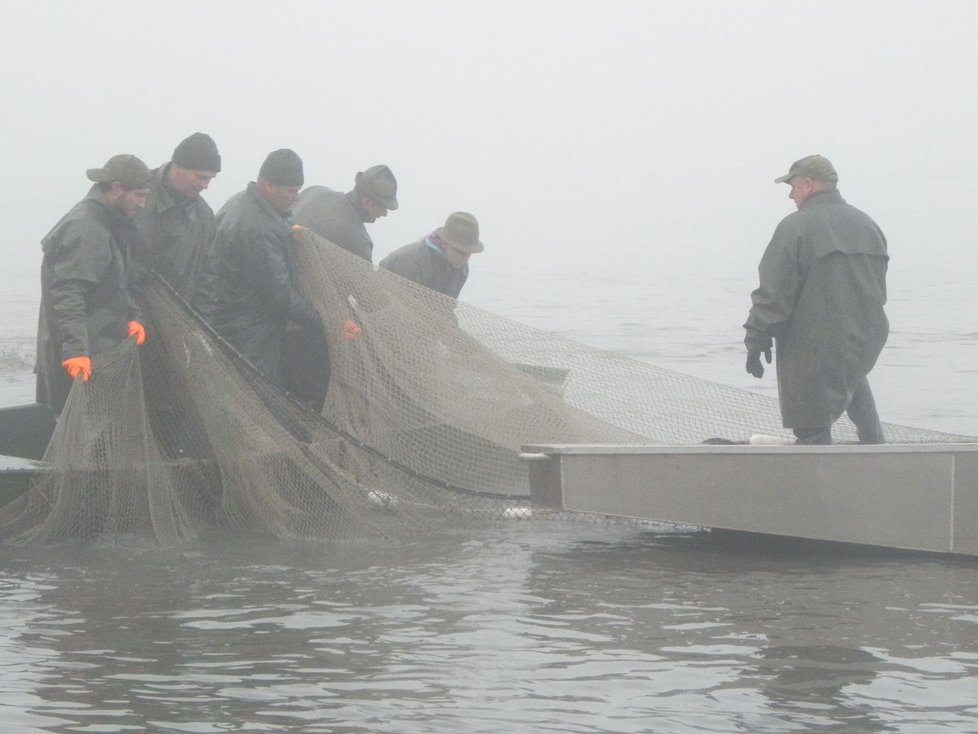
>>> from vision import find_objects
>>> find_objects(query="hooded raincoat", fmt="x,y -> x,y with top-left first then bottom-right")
744,189 -> 888,429
204,182 -> 322,387
36,186 -> 144,413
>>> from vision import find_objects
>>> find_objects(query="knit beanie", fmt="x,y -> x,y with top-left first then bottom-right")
172,132 -> 222,172
259,149 -> 303,186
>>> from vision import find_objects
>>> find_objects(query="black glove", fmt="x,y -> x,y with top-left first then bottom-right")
746,348 -> 772,378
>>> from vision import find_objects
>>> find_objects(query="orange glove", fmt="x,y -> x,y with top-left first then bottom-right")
291,224 -> 306,232
128,320 -> 146,345
343,319 -> 362,341
63,356 -> 92,382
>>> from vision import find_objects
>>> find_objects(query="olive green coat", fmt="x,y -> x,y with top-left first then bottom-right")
36,186 -> 144,413
131,164 -> 216,307
379,238 -> 469,298
292,187 -> 374,262
744,190 -> 889,429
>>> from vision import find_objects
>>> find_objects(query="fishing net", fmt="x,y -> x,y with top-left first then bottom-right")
1,229 -> 969,545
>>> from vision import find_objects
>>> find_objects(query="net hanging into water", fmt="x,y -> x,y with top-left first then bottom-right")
1,229 -> 969,545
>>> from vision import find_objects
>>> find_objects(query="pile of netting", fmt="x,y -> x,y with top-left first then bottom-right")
1,229 -> 970,545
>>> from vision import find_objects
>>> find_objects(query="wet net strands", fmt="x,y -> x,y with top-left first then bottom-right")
1,231 -> 969,545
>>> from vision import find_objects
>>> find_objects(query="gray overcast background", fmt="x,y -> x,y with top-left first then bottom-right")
3,1 -> 976,269
2,2 -> 976,382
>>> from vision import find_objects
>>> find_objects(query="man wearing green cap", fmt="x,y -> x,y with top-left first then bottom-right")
380,211 -> 484,299
202,149 -> 324,401
292,164 -> 398,262
36,154 -> 152,413
132,132 -> 221,307
744,154 -> 889,444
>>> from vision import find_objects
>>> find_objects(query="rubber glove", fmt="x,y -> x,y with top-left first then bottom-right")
128,320 -> 146,345
63,355 -> 92,381
343,319 -> 363,341
745,348 -> 772,379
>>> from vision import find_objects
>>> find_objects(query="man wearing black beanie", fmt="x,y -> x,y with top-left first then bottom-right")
132,132 -> 222,307
201,149 -> 325,407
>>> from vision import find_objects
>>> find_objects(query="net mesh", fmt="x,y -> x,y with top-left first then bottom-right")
2,230 -> 970,545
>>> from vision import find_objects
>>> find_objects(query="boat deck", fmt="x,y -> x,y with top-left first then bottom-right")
520,442 -> 978,556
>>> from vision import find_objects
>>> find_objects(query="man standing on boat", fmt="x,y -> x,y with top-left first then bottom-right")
292,164 -> 398,262
379,211 -> 484,299
36,154 -> 152,414
743,155 -> 889,444
131,132 -> 221,308
202,149 -> 325,405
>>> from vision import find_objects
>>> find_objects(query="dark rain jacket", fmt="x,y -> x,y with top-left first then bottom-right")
205,182 -> 322,386
744,189 -> 889,429
36,186 -> 144,413
292,186 -> 374,262
131,163 -> 217,307
379,238 -> 469,299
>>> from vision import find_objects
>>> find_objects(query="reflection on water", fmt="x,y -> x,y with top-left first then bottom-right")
3,524 -> 978,732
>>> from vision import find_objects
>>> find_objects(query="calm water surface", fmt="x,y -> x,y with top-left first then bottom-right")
4,526 -> 978,733
2,245 -> 978,732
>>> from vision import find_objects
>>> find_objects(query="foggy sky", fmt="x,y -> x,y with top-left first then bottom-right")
3,1 -> 976,276
2,0 -> 977,432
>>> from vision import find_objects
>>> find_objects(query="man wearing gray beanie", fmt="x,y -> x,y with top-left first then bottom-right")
201,149 -> 325,408
132,132 -> 222,307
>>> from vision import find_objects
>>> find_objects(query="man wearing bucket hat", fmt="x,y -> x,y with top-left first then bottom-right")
202,149 -> 324,401
379,212 -> 484,299
36,154 -> 152,413
132,132 -> 221,307
743,154 -> 889,444
292,164 -> 398,262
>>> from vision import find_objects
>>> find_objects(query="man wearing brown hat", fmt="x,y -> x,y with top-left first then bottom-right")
292,164 -> 398,262
744,154 -> 889,444
202,149 -> 325,402
379,212 -> 484,299
36,154 -> 152,413
132,132 -> 221,307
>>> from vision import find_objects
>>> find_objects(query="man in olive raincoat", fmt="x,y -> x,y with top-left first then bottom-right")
744,155 -> 888,444
131,132 -> 221,308
292,164 -> 398,262
36,154 -> 152,414
203,149 -> 324,400
379,211 -> 484,299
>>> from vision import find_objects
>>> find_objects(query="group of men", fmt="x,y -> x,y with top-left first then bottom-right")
36,133 -> 486,415
36,136 -> 888,446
